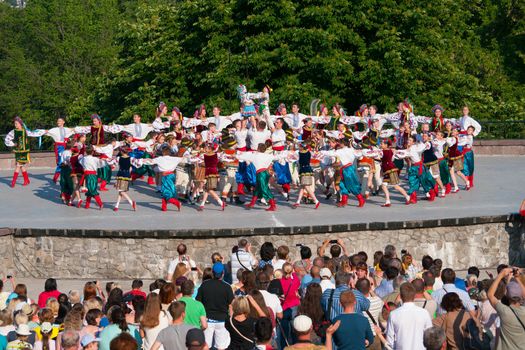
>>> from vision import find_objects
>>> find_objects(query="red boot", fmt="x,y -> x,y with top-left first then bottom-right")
10,172 -> 18,188
131,173 -> 140,182
337,194 -> 348,207
520,209 -> 525,217
99,180 -> 108,191
445,183 -> 451,194
161,198 -> 167,211
22,171 -> 30,186
147,176 -> 155,185
237,183 -> 245,195
428,189 -> 436,202
433,183 -> 439,194
282,183 -> 290,193
245,196 -> 258,209
410,192 -> 418,204
85,196 -> 92,209
357,194 -> 366,208
52,172 -> 60,184
168,198 -> 181,211
469,175 -> 474,187
94,195 -> 104,209
265,199 -> 277,211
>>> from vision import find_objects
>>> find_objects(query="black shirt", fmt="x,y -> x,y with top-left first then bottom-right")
196,278 -> 234,321
225,316 -> 256,350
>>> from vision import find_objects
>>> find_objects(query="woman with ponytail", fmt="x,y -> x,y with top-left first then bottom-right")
99,307 -> 141,350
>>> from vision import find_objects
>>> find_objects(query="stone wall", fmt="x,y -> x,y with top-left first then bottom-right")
2,216 -> 523,279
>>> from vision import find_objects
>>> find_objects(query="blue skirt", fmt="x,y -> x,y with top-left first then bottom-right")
241,105 -> 257,118
461,151 -> 474,176
273,161 -> 292,185
339,163 -> 361,196
161,173 -> 177,200
236,162 -> 257,186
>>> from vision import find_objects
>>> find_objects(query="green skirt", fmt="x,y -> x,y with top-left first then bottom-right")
14,151 -> 30,164
85,174 -> 99,197
60,165 -> 74,195
254,170 -> 273,200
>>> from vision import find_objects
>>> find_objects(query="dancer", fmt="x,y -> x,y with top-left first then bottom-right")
58,142 -> 75,205
4,116 -> 46,188
113,147 -> 137,212
44,117 -> 75,183
379,139 -> 410,206
79,146 -> 106,210
460,126 -> 476,187
421,132 -> 445,198
196,143 -> 227,211
292,142 -> 320,209
447,127 -> 470,191
432,130 -> 454,194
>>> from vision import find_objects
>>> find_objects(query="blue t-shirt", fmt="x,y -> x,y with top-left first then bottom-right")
333,313 -> 374,350
0,335 -> 7,350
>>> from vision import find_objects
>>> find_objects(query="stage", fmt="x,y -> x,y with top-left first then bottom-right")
0,155 -> 523,231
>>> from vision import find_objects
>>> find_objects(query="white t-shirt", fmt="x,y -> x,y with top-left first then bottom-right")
143,311 -> 170,350
273,259 -> 287,271
320,279 -> 335,293
168,256 -> 197,275
260,290 -> 283,316
248,129 -> 271,150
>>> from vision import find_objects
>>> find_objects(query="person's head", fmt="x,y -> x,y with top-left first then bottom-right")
384,245 -> 397,259
168,301 -> 186,322
423,327 -> 446,350
340,290 -> 356,310
185,328 -> 206,350
68,290 -> 80,304
231,296 -> 250,317
412,278 -> 425,295
38,308 -> 54,323
13,311 -> 28,327
46,298 -> 60,317
465,274 -> 478,289
256,271 -> 270,291
421,255 -> 434,270
13,284 -> 27,297
467,266 -> 480,278
293,315 -> 313,338
241,270 -> 257,293
462,106 -> 469,116
254,317 -> 273,345
257,120 -> 267,131
83,282 -> 97,301
355,278 -> 371,296
441,268 -> 456,284
85,308 -> 103,327
248,290 -> 269,319
173,263 -> 188,281
385,266 -> 400,280
44,278 -> 58,292
399,282 -> 416,303
61,330 -> 80,350
300,246 -> 312,260
176,243 -> 188,256
441,292 -> 463,312
131,280 -> 143,290
83,297 -> 103,314
238,238 -> 249,250
110,332 -> 137,350
330,244 -> 342,258
335,271 -> 350,287
260,242 -> 276,262
159,283 -> 176,305
81,334 -> 99,350
276,245 -> 289,260
212,262 -> 225,279
355,262 -> 368,279
0,309 -> 12,326
373,251 -> 383,266
506,281 -> 524,305
282,263 -> 294,278
180,280 -> 195,297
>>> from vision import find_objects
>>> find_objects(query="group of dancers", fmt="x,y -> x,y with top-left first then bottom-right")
3,85 -> 481,212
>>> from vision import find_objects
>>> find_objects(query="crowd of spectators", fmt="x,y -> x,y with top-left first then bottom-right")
1,239 -> 524,350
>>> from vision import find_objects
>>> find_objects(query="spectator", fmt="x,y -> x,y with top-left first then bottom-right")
487,267 -> 525,349
99,307 -> 141,350
0,310 -> 14,337
259,242 -> 276,269
33,308 -> 59,341
80,309 -> 103,338
382,276 -> 404,304
60,330 -> 80,350
125,281 -> 146,300
32,322 -> 53,350
231,239 -> 258,284
7,324 -> 32,350
253,318 -> 273,350
235,271 -> 257,297
297,283 -> 324,342
139,294 -> 169,350
422,270 -> 435,295
247,291 -> 273,325
411,279 -> 437,318
319,269 -> 334,293
476,288 -> 498,344
431,260 -> 444,290
0,279 -> 15,311
151,302 -> 195,350
375,267 -> 399,299
185,328 -> 207,350
300,265 -> 321,296
159,284 -> 176,313
167,244 -> 198,281
298,246 -> 313,275
225,296 -> 257,350
422,327 -> 446,350
432,293 -> 471,349
255,272 -> 283,322
279,263 -> 301,349
321,272 -> 370,322
331,290 -> 374,350
196,262 -> 234,350
68,291 -> 81,305
284,315 -> 325,350
355,278 -> 382,350
386,282 -> 432,350
179,280 -> 207,329
318,240 -> 348,271
80,334 -> 99,350
273,246 -> 290,271
6,307 -> 36,345
109,333 -> 136,350
432,269 -> 476,318
37,280 -> 61,309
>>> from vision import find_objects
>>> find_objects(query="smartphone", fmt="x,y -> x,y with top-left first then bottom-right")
6,275 -> 12,279
296,244 -> 304,247
329,240 -> 338,244
191,267 -> 198,271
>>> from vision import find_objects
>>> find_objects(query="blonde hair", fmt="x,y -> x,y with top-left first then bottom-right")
14,312 -> 28,326
46,298 -> 60,317
231,297 -> 250,317
0,309 -> 12,326
83,298 -> 103,313
282,263 -> 293,277
273,269 -> 283,279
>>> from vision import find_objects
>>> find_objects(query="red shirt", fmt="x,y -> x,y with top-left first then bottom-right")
280,273 -> 301,311
127,289 -> 147,300
38,290 -> 62,308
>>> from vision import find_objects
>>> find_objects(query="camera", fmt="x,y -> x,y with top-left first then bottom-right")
296,243 -> 304,247
329,240 -> 338,244
6,275 -> 12,279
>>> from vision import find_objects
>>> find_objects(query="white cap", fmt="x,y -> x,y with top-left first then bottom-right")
320,268 -> 332,279
15,324 -> 32,336
293,315 -> 312,333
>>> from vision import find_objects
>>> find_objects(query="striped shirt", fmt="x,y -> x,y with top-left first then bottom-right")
363,295 -> 383,336
321,285 -> 370,322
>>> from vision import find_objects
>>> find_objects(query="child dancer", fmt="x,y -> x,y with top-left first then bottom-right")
113,147 -> 137,212
4,116 -> 45,187
197,143 -> 226,211
44,117 -> 75,184
460,126 -> 476,187
447,128 -> 470,192
379,140 -> 410,206
292,142 -> 320,209
58,142 -> 74,205
80,146 -> 106,209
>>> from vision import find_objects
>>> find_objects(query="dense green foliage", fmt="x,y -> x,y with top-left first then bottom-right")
1,0 -> 524,137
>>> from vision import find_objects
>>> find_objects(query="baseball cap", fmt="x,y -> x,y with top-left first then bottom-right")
81,334 -> 100,347
320,268 -> 332,279
506,281 -> 523,299
41,322 -> 53,334
15,324 -> 32,336
212,262 -> 224,276
186,328 -> 205,348
293,315 -> 312,333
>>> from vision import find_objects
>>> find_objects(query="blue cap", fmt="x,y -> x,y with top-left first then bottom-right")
81,334 -> 100,347
212,262 -> 224,276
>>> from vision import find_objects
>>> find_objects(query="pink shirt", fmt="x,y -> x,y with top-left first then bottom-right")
38,290 -> 61,308
280,273 -> 300,311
